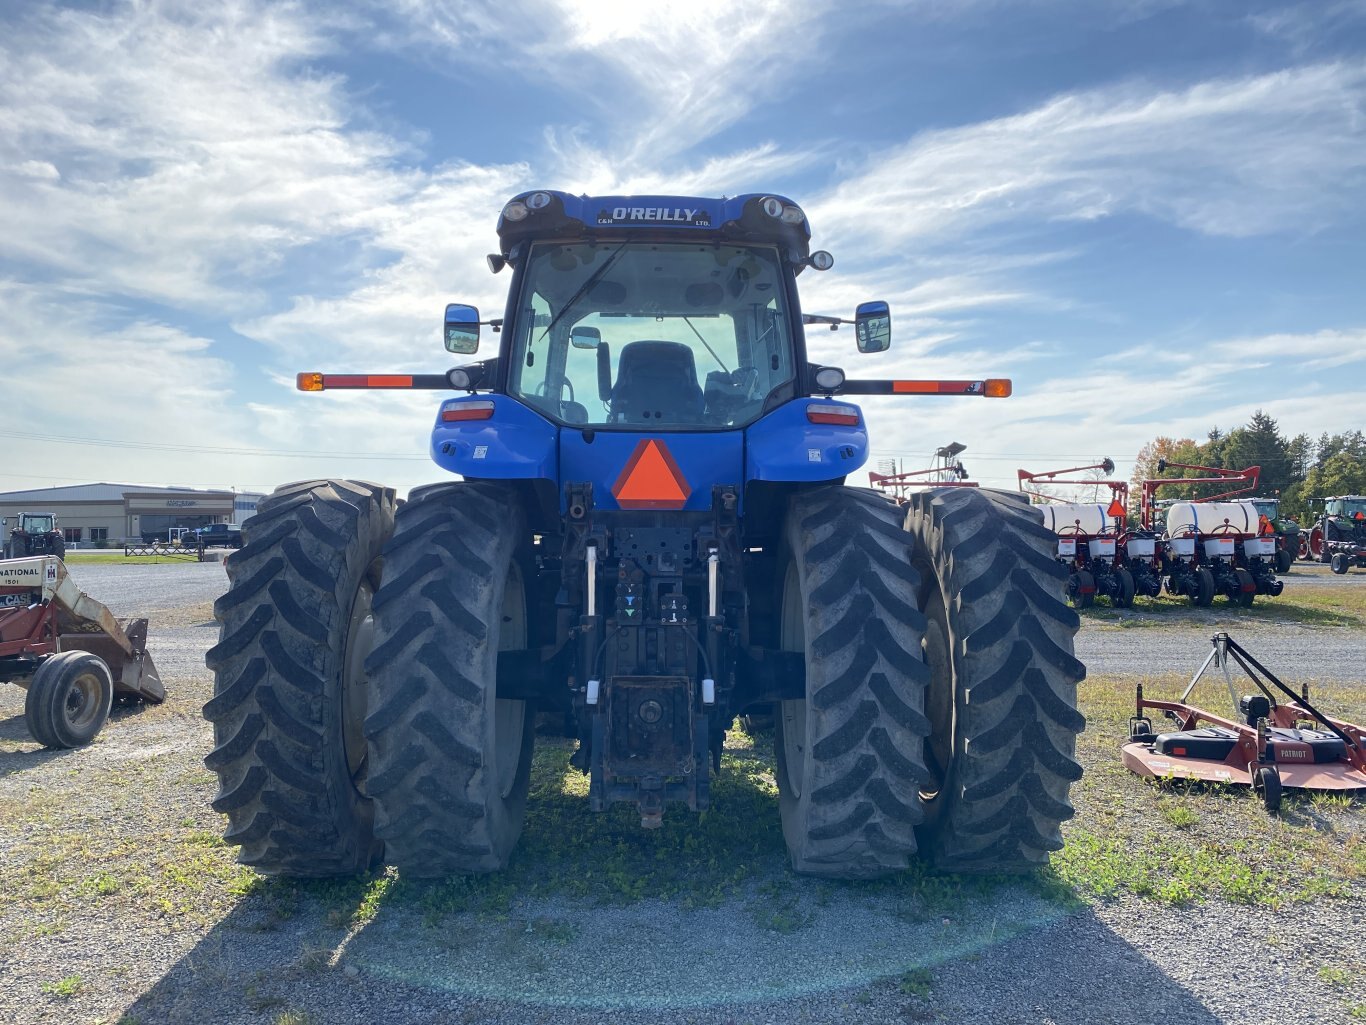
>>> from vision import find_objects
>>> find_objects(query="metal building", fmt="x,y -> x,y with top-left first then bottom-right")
0,483 -> 266,546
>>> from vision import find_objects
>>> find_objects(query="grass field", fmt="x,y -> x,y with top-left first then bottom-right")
1079,580 -> 1366,628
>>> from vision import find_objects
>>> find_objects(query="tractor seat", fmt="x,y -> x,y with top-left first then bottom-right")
610,341 -> 705,424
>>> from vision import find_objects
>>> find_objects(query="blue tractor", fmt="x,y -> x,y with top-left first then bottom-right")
205,191 -> 1085,879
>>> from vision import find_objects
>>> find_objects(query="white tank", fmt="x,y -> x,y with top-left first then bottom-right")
1038,503 -> 1120,536
1165,501 -> 1258,538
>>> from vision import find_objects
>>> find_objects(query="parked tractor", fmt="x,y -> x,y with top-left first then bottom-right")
205,191 -> 1086,880
3,513 -> 65,560
1016,459 -> 1157,608
1248,497 -> 1298,574
1305,496 -> 1366,573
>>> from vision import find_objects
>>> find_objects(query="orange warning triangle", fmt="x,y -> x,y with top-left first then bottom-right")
1107,498 -> 1127,520
612,439 -> 691,509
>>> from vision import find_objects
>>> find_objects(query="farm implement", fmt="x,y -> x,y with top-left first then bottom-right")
869,441 -> 977,503
205,189 -> 1086,880
0,556 -> 164,748
1123,633 -> 1366,811
1140,460 -> 1283,607
1016,459 -> 1158,608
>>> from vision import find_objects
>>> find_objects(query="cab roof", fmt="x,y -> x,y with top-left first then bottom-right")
495,190 -> 814,264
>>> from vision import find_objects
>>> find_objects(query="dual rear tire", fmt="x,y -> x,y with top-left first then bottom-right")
776,487 -> 1085,875
203,479 -> 533,877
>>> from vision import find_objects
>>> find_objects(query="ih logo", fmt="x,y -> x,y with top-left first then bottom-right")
611,439 -> 691,510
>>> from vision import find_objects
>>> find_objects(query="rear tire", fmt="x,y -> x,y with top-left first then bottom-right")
203,479 -> 395,876
363,482 -> 535,876
903,488 -> 1085,872
775,487 -> 930,878
25,651 -> 113,749
52,538 -> 66,561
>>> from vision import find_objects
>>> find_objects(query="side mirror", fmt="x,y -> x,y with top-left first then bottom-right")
854,301 -> 891,353
444,303 -> 480,354
571,326 -> 601,350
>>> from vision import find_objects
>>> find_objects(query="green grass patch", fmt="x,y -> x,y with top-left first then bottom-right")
40,974 -> 83,998
1079,584 -> 1366,628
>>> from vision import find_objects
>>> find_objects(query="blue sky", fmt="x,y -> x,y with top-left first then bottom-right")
1,0 -> 1363,497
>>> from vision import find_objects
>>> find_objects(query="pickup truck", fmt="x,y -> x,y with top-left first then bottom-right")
194,523 -> 243,548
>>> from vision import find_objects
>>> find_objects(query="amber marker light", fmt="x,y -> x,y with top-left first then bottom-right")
985,379 -> 1013,398
297,372 -> 324,392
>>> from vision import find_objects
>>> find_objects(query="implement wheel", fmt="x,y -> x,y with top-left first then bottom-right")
775,487 -> 930,878
1113,567 -> 1136,609
1192,567 -> 1215,607
903,488 -> 1085,872
25,651 -> 114,749
1067,570 -> 1095,609
204,480 -> 395,876
1275,546 -> 1292,575
363,482 -> 535,876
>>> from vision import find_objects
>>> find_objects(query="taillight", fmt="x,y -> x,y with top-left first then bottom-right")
807,403 -> 860,426
441,400 -> 496,422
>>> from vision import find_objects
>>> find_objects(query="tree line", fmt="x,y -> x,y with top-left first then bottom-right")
1131,412 -> 1365,521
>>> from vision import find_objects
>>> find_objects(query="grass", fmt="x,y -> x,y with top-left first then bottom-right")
40,974 -> 83,998
61,551 -> 201,565
1056,671 -> 1366,908
1078,582 -> 1366,629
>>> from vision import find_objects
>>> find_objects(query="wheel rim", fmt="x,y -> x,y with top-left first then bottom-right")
63,670 -> 103,732
341,571 -> 378,789
778,559 -> 806,800
494,561 -> 527,800
917,564 -> 953,805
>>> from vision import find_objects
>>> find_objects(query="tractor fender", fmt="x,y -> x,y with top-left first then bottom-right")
745,400 -> 868,483
430,395 -> 557,481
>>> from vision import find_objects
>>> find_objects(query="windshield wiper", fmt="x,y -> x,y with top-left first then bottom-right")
535,242 -> 628,348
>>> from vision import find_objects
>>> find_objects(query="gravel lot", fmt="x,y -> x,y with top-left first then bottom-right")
1,560 -> 1363,1025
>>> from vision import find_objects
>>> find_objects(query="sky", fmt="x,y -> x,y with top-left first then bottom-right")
1,0 -> 1364,499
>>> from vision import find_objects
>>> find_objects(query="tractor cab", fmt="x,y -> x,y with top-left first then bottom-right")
18,513 -> 56,535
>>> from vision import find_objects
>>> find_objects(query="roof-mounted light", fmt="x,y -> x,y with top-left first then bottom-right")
808,250 -> 834,271
760,196 -> 784,218
502,200 -> 529,222
780,204 -> 805,224
526,191 -> 552,210
448,368 -> 474,390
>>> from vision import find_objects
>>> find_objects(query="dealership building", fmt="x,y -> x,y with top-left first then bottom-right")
0,483 -> 266,546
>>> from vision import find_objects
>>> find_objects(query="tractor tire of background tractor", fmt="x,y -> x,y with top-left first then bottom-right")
1331,553 -> 1350,575
24,650 -> 114,749
204,479 -> 395,876
775,487 -> 930,879
363,482 -> 535,876
52,537 -> 66,561
1192,567 -> 1215,607
1113,567 -> 1136,609
5,537 -> 26,559
902,487 -> 1085,873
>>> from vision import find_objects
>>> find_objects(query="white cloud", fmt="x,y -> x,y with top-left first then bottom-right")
813,62 -> 1366,254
